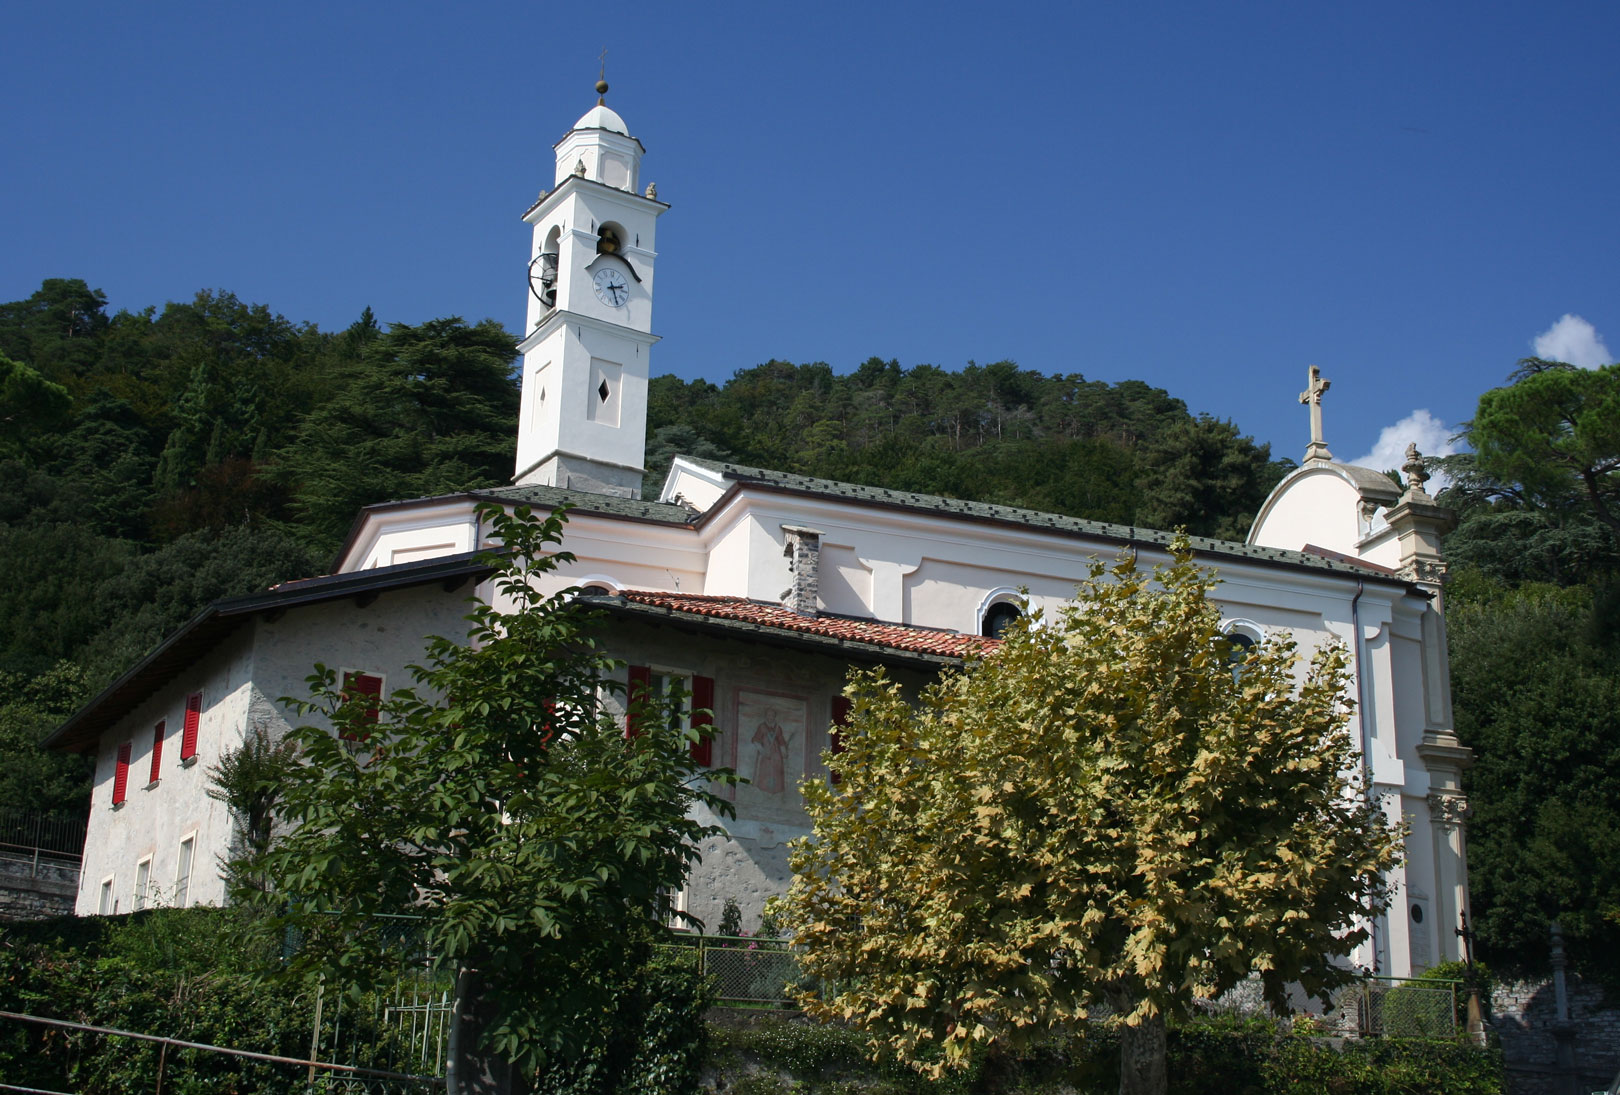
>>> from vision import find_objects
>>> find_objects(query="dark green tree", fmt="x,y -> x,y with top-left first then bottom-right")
0,278 -> 109,382
1441,360 -> 1620,986
0,661 -> 93,816
1448,581 -> 1620,983
0,353 -> 71,453
1468,358 -> 1620,533
1135,415 -> 1288,540
272,316 -> 520,552
77,524 -> 320,686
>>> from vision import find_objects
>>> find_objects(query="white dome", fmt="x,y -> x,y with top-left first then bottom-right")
571,104 -> 629,136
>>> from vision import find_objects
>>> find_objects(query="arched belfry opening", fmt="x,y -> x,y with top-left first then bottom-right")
596,224 -> 622,255
531,226 -> 561,309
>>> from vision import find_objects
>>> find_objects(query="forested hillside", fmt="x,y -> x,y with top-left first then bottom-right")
643,359 -> 1288,537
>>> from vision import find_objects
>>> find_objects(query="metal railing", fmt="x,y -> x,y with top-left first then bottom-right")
281,913 -> 454,1087
0,808 -> 86,858
0,808 -> 85,872
0,1009 -> 443,1094
0,809 -> 83,887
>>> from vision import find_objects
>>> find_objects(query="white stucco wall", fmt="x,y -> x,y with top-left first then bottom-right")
76,579 -> 489,917
77,638 -> 255,915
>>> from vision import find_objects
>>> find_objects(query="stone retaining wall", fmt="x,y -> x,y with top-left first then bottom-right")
1492,976 -> 1619,1095
0,854 -> 79,921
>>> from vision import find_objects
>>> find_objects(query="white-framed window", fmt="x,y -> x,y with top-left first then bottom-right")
1221,619 -> 1264,652
133,856 -> 152,912
978,588 -> 1026,639
175,833 -> 196,909
98,875 -> 115,915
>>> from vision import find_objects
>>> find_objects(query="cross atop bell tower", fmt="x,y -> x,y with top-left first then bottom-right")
1298,365 -> 1333,465
513,78 -> 669,497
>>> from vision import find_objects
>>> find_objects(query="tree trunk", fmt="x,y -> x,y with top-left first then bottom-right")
446,967 -> 530,1095
1107,981 -> 1167,1095
1117,1013 -> 1167,1095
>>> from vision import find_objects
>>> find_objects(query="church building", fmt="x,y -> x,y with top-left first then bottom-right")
48,85 -> 1472,979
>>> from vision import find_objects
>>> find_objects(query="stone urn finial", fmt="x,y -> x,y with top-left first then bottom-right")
1402,443 -> 1431,499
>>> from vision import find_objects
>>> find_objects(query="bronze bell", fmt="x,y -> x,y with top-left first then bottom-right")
597,227 -> 620,255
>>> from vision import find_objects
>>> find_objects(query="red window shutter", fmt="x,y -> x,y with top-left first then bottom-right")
113,742 -> 132,805
626,665 -> 651,739
148,721 -> 165,785
829,695 -> 853,785
341,672 -> 384,740
180,692 -> 203,760
690,675 -> 715,766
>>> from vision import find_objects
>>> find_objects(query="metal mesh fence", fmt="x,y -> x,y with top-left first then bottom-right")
660,933 -> 807,1007
1326,977 -> 1460,1038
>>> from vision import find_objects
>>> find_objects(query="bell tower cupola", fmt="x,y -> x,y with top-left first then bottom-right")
514,76 -> 668,497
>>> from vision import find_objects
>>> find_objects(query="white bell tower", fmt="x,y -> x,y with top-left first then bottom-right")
514,78 -> 667,496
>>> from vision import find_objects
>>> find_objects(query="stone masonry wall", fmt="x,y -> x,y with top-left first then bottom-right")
1491,976 -> 1620,1095
0,855 -> 79,921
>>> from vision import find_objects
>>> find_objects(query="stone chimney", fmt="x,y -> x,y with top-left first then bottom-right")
781,526 -> 823,616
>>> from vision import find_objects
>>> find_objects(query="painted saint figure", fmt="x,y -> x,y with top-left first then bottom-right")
750,707 -> 789,794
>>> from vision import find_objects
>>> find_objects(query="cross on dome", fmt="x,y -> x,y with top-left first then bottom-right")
1298,365 -> 1333,464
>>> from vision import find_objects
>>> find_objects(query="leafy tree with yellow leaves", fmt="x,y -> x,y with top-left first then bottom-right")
777,537 -> 1402,1095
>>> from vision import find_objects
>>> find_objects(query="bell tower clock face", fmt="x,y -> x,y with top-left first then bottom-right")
592,267 -> 629,308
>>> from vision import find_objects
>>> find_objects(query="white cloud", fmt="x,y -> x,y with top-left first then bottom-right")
1532,314 -> 1612,369
1351,409 -> 1457,488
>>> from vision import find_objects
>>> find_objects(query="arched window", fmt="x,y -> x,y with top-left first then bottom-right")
572,575 -> 622,600
981,601 -> 1023,639
596,224 -> 622,255
1221,621 -> 1263,675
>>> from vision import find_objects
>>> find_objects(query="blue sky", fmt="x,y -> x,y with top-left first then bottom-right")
4,1 -> 1616,471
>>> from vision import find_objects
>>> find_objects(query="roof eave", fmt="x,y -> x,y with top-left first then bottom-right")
47,553 -> 500,754
589,597 -> 973,671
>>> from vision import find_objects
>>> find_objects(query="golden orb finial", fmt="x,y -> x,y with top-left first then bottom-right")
595,78 -> 609,104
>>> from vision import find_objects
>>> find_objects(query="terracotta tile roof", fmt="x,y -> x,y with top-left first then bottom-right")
614,590 -> 1000,660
